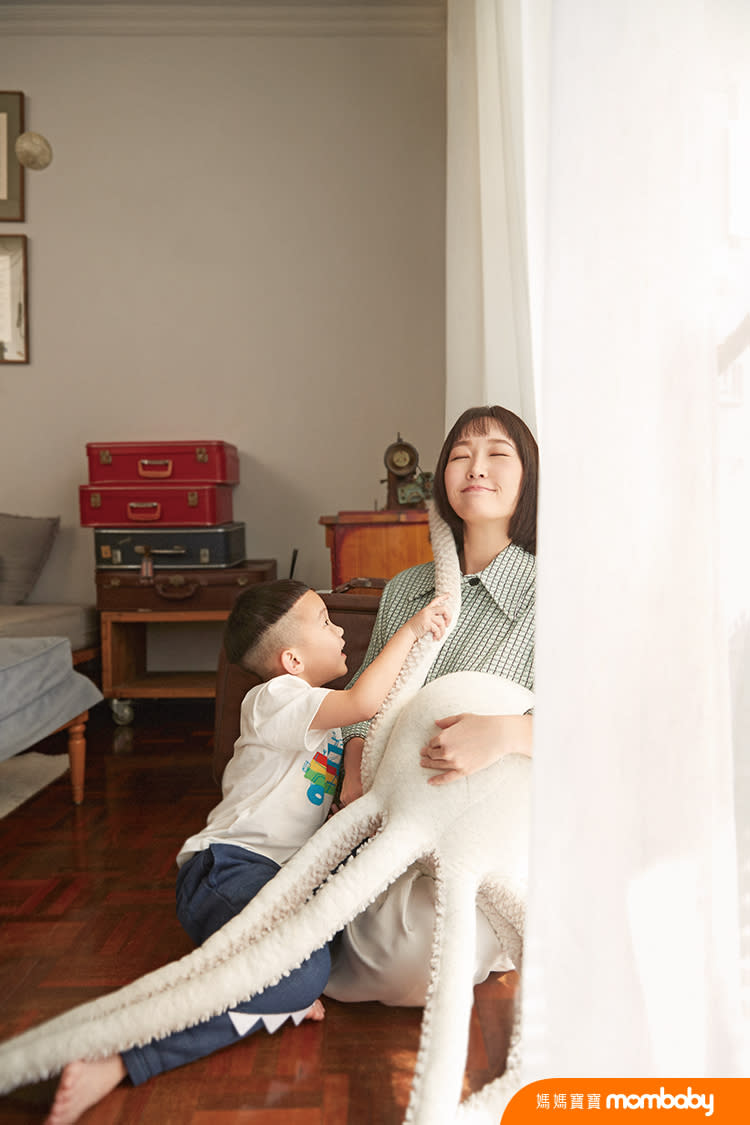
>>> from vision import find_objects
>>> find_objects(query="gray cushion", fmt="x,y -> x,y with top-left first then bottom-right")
0,514 -> 60,604
0,604 -> 99,652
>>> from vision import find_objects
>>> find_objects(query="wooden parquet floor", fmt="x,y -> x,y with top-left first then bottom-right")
0,697 -> 517,1124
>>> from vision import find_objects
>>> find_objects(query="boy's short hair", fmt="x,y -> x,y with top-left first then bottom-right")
224,579 -> 311,678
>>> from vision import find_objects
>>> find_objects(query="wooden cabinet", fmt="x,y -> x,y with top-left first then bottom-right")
319,510 -> 432,589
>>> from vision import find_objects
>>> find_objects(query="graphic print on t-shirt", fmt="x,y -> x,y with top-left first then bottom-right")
303,733 -> 343,806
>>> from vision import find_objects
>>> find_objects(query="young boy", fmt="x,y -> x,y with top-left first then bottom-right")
46,578 -> 449,1125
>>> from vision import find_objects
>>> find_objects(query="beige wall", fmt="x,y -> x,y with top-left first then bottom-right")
0,4 -> 446,610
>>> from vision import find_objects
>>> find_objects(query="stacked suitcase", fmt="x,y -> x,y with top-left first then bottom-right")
80,440 -> 277,610
80,440 -> 245,569
80,441 -> 277,722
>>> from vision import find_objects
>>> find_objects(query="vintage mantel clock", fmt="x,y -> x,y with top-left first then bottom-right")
382,434 -> 434,510
318,433 -> 435,588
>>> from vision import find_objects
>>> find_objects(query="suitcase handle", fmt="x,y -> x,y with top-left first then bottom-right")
138,458 -> 173,478
154,579 -> 200,600
128,501 -> 162,521
135,545 -> 187,556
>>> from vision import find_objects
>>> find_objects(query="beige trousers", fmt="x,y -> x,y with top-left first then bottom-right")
324,866 -> 511,1008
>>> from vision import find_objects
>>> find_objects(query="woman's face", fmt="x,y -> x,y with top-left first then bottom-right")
443,422 -> 523,532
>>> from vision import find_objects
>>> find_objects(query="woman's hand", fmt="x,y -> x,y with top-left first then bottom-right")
420,712 -> 532,786
337,737 -> 365,806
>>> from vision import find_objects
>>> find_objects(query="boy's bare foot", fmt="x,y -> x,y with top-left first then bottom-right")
43,1007 -> 321,1123
44,1055 -> 126,1125
305,998 -> 325,1021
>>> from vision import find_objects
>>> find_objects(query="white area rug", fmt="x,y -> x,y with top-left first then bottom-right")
0,752 -> 69,818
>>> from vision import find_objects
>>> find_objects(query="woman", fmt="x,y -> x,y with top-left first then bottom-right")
326,402 -> 537,1006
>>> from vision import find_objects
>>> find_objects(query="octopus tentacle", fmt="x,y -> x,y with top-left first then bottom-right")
476,879 -> 525,971
455,1002 -> 524,1124
0,800 -> 427,1094
362,501 -> 461,789
0,798 -> 375,1090
406,866 -> 482,1125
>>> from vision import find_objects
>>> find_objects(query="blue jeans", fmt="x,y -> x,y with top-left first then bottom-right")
122,843 -> 331,1084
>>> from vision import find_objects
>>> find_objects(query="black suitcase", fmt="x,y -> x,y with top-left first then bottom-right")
94,522 -> 246,569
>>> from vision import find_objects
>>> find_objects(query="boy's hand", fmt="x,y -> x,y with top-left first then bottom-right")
407,594 -> 451,642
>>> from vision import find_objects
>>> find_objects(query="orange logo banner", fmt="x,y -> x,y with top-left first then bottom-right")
502,1079 -> 749,1124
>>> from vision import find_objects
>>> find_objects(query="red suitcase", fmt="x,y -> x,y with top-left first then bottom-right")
86,441 -> 239,485
80,483 -> 234,528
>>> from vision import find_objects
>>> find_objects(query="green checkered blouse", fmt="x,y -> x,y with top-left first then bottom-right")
342,541 -> 536,744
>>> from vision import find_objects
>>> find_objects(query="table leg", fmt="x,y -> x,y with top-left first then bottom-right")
66,711 -> 89,804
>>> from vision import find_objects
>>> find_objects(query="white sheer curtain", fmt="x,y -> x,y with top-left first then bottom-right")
716,5 -> 750,1043
446,0 -> 750,1080
445,0 -> 537,432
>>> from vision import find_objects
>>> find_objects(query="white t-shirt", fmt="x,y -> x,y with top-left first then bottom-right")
177,674 -> 343,867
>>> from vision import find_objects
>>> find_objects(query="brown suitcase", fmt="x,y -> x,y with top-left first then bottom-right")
96,559 -> 277,612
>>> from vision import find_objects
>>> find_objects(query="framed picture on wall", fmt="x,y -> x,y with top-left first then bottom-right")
0,235 -> 29,363
0,91 -> 25,222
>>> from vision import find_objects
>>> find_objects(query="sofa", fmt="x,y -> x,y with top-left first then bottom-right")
0,513 -> 102,802
0,512 -> 100,653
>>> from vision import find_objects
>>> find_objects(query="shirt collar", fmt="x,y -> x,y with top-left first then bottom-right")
470,543 -> 535,621
406,543 -> 535,622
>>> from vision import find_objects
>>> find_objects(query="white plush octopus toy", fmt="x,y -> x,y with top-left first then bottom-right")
0,504 -> 533,1125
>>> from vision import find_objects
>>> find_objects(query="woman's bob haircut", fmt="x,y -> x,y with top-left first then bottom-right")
432,405 -> 538,555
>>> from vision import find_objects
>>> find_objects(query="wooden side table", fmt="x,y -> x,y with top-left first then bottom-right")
96,559 -> 277,722
319,510 -> 432,589
101,609 -> 229,706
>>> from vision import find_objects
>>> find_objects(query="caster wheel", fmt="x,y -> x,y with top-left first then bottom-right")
110,699 -> 135,726
112,726 -> 135,754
